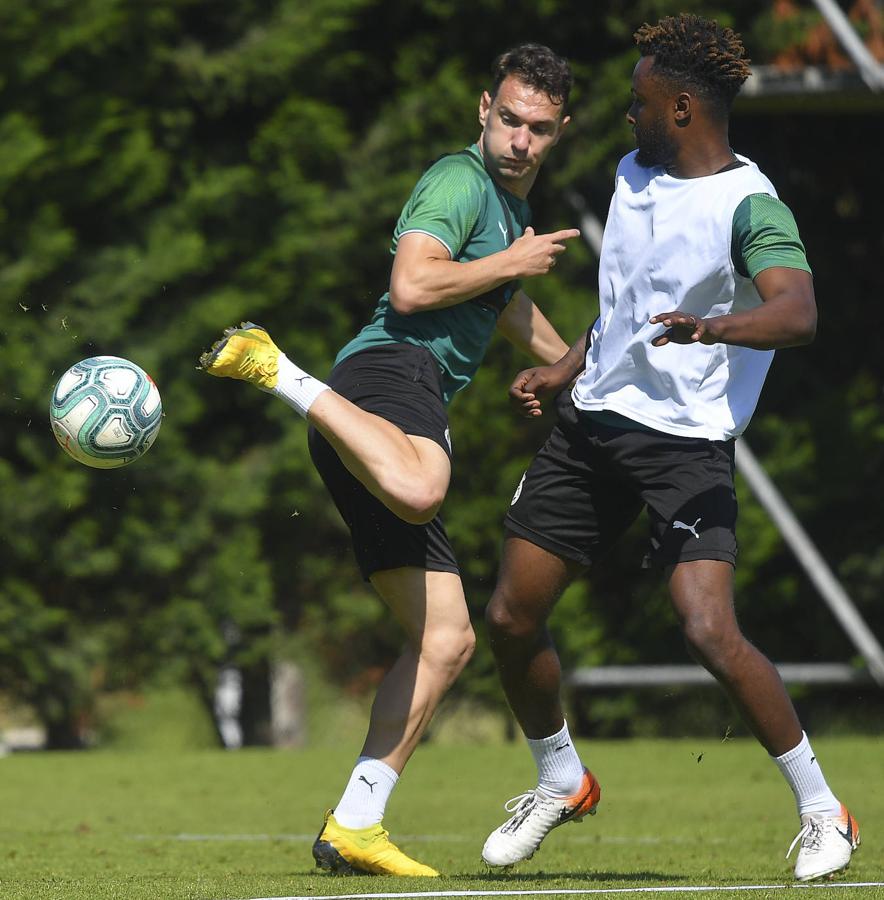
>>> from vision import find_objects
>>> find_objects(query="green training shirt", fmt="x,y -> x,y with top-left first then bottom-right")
335,144 -> 531,404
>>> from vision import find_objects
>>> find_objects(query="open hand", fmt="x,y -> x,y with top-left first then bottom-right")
649,311 -> 716,346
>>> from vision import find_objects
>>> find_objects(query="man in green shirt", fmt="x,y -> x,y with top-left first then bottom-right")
200,44 -> 578,876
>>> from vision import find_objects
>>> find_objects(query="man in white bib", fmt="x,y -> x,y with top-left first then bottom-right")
481,14 -> 859,883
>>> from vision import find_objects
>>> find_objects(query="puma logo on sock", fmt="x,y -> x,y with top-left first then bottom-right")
358,775 -> 378,792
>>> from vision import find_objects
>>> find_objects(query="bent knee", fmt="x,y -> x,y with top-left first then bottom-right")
394,486 -> 446,525
422,624 -> 475,672
485,593 -> 540,644
681,614 -> 745,666
460,627 -> 477,666
485,597 -> 511,637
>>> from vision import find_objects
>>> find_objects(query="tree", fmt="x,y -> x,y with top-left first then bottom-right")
1,0 -> 879,746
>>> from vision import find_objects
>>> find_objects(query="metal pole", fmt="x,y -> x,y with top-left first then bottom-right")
565,190 -> 604,257
735,440 -> 884,685
810,0 -> 884,90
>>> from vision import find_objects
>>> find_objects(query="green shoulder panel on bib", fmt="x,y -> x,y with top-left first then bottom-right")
731,193 -> 812,279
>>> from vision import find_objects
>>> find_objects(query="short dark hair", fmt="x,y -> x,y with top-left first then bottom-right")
490,43 -> 573,109
634,14 -> 751,116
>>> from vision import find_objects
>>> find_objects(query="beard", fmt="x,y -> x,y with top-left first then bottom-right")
634,116 -> 677,169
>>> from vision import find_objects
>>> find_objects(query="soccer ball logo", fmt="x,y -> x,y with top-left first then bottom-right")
49,356 -> 163,469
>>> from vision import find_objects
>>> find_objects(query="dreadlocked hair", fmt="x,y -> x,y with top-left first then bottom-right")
634,14 -> 751,116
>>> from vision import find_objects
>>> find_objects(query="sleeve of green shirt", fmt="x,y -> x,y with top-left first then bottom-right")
396,155 -> 485,259
731,193 -> 812,279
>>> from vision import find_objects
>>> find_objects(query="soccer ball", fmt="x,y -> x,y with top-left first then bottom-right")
49,356 -> 163,469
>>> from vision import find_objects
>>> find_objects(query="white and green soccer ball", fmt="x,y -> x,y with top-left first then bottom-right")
49,356 -> 163,469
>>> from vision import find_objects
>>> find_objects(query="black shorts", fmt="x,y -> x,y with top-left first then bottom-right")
505,392 -> 738,569
307,343 -> 459,581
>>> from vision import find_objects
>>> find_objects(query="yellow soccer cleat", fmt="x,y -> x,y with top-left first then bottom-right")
312,810 -> 440,876
198,321 -> 280,390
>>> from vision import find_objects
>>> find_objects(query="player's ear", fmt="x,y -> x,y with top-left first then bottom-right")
479,90 -> 492,127
552,114 -> 571,144
674,92 -> 692,126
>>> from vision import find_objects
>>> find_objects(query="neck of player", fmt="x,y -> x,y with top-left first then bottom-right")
668,132 -> 737,179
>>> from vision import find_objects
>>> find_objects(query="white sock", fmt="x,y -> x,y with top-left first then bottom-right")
271,353 -> 329,418
528,721 -> 585,798
333,757 -> 399,829
773,732 -> 840,817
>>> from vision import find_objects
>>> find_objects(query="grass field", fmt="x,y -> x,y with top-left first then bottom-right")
0,737 -> 881,900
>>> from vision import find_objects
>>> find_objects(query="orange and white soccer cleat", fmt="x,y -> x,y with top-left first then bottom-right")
788,803 -> 860,881
482,767 -> 601,867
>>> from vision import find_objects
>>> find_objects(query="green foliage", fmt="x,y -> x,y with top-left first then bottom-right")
748,7 -> 826,60
0,0 -> 880,747
95,686 -> 219,751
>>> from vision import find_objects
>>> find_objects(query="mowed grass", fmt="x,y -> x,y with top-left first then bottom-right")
0,737 -> 881,900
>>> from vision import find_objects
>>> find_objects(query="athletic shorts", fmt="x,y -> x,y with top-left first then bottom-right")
307,343 -> 459,581
505,391 -> 738,569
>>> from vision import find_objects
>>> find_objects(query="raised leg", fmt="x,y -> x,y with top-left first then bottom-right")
309,392 -> 451,525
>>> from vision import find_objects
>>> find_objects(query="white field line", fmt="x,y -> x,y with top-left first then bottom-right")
239,886 -> 884,900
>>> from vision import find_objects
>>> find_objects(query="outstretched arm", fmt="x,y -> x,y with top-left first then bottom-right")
508,329 -> 590,418
388,227 -> 580,315
649,267 -> 816,350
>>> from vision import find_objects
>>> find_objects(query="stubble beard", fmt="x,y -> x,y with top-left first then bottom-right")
480,132 -> 539,194
634,117 -> 678,169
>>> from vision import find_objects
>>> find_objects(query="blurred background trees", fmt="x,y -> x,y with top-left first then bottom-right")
1,0 -> 881,748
